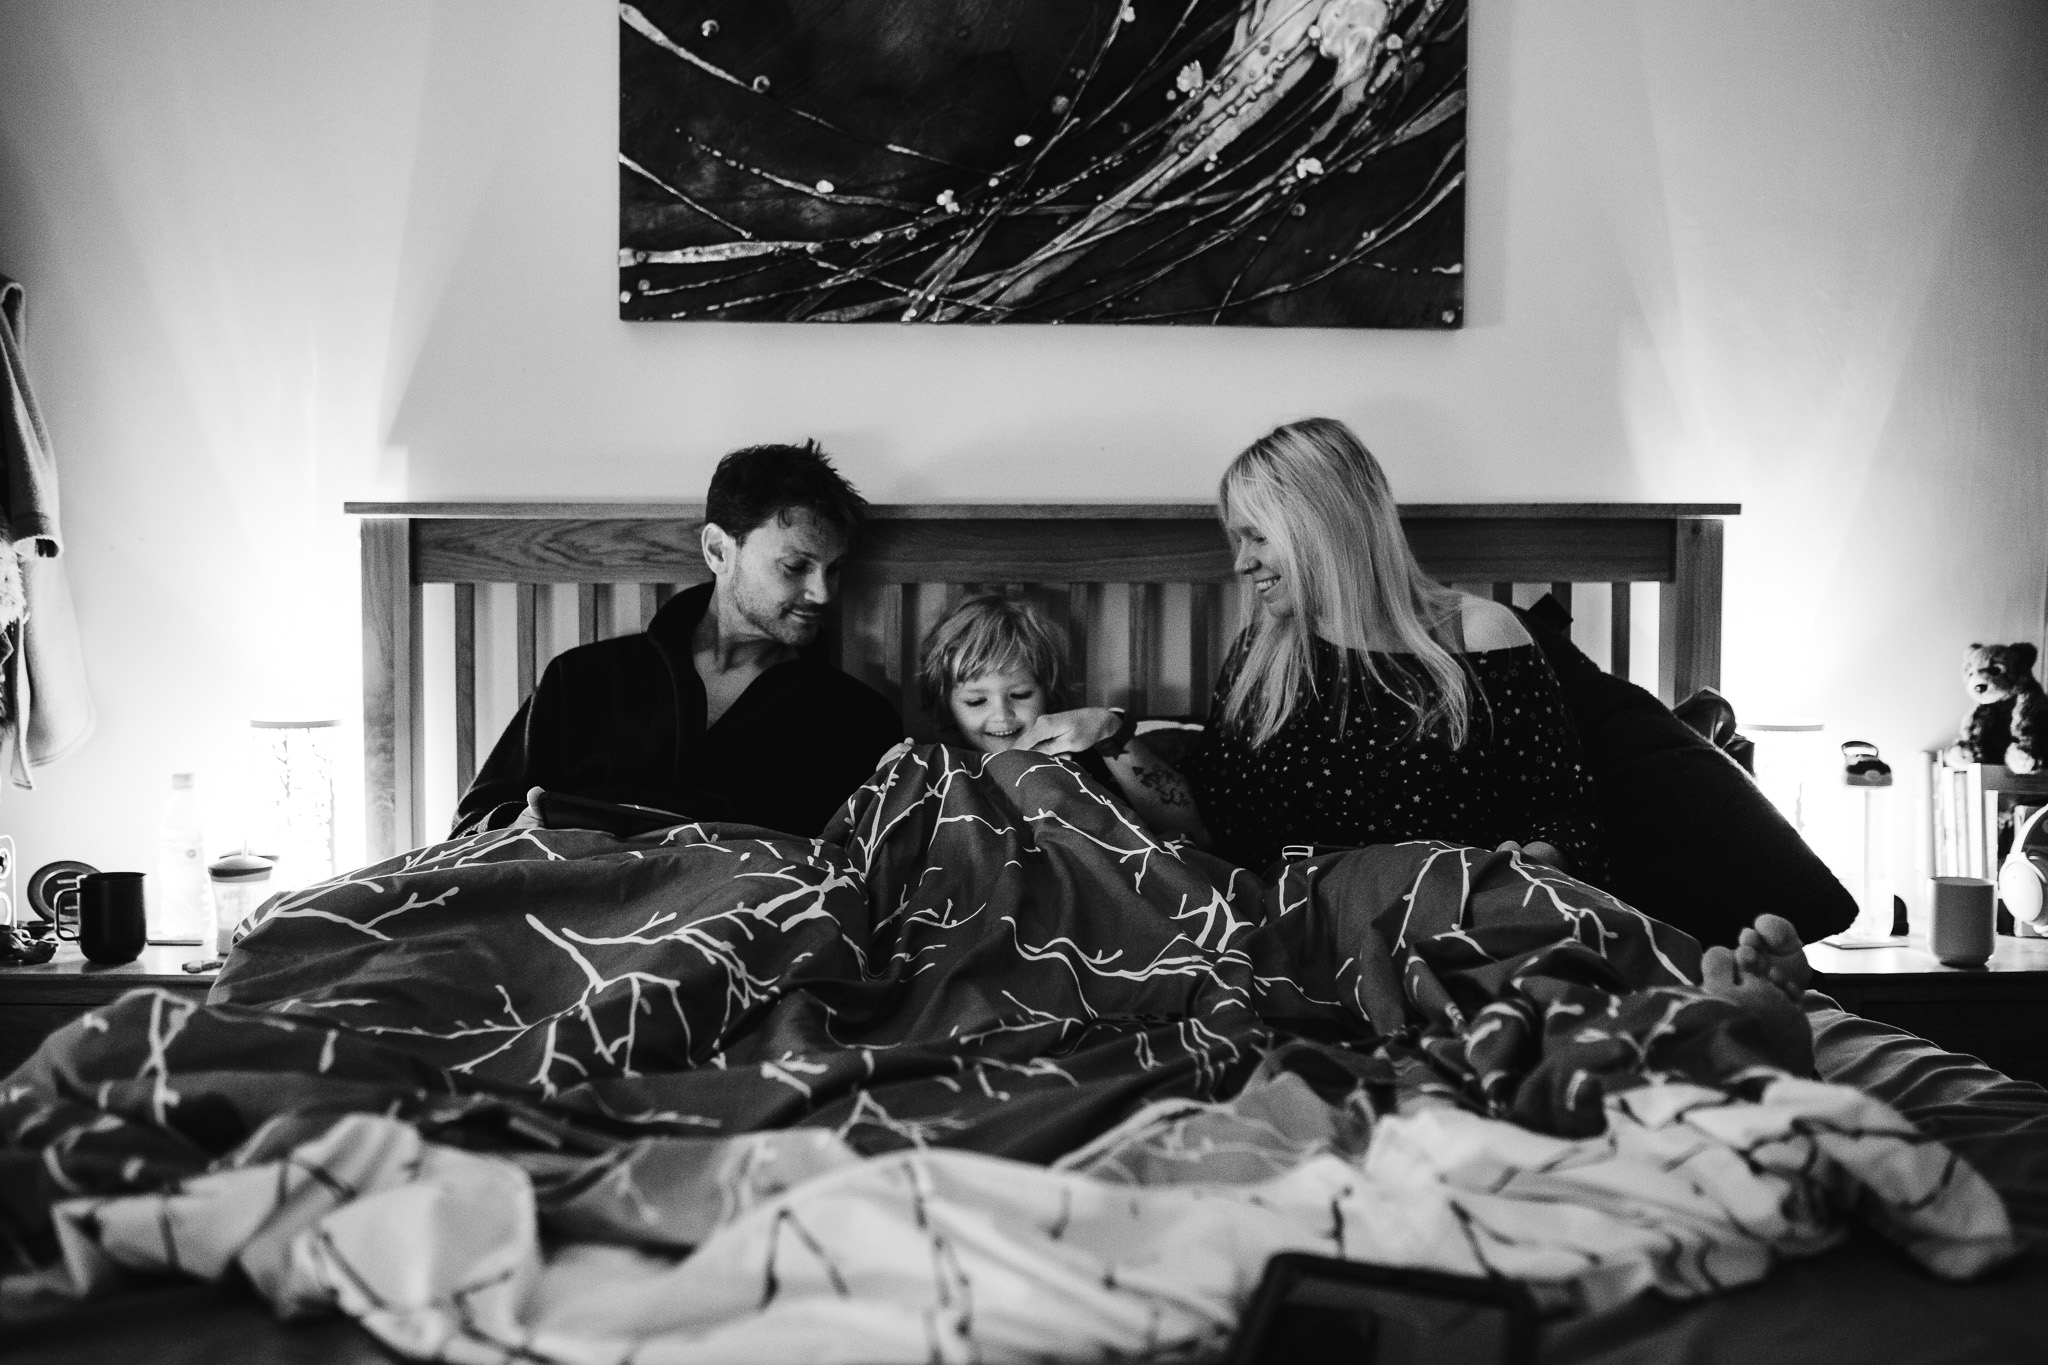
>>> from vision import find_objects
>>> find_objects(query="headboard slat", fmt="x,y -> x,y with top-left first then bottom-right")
453,583 -> 478,792
1128,584 -> 1157,717
515,585 -> 540,699
1189,582 -> 1214,722
576,585 -> 599,646
878,580 -> 907,711
585,583 -> 617,643
1068,584 -> 1094,707
905,585 -> 924,706
1610,583 -> 1633,679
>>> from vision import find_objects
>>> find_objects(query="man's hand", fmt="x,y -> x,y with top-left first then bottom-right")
1017,707 -> 1122,755
510,786 -> 548,831
875,738 -> 915,770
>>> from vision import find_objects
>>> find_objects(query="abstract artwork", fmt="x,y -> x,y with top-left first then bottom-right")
619,0 -> 1466,326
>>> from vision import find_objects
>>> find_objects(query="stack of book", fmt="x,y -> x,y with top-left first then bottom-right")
1929,756 -> 2048,885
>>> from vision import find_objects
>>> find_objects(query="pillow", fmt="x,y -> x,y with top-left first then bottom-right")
1516,597 -> 1856,949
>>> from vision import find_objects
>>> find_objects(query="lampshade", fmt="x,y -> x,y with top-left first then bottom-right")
1747,720 -> 1829,840
250,718 -> 339,887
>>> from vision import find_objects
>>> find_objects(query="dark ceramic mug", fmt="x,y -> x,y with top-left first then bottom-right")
78,871 -> 147,964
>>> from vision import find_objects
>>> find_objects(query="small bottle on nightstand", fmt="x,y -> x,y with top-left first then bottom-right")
152,772 -> 212,944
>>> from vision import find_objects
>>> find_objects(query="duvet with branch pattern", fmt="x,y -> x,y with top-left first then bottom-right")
191,743 -> 1754,1148
0,745 -> 2009,1302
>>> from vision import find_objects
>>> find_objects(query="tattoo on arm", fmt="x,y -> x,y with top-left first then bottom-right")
1131,761 -> 1192,807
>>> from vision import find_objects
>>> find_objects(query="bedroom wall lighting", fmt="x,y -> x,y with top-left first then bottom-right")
250,718 -> 339,889
1748,720 -> 1830,844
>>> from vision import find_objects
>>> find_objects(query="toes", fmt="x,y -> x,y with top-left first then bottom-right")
1701,946 -> 1740,992
1753,913 -> 1804,955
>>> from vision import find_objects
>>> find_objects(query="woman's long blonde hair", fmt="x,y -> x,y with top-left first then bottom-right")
1219,418 -> 1475,748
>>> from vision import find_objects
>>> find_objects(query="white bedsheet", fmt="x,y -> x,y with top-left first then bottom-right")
16,1074 -> 2014,1364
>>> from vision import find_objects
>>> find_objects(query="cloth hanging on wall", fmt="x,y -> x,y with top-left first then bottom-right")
0,273 -> 94,788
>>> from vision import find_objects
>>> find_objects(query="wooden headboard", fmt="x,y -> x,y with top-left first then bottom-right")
347,501 -> 1739,860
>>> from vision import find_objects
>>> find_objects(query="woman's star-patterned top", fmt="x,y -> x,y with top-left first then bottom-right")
1182,632 -> 1606,879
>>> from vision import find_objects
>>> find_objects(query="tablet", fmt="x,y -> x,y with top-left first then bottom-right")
1226,1254 -> 1538,1365
531,791 -> 693,838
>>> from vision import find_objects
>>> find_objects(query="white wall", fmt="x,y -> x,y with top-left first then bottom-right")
0,1 -> 2042,887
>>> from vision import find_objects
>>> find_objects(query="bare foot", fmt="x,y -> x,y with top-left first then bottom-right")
1493,840 -> 1568,872
1734,913 -> 1812,1003
1702,933 -> 1815,1076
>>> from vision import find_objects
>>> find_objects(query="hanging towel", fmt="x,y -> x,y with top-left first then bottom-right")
0,273 -> 95,787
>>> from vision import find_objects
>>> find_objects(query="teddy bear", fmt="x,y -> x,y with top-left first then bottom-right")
1949,642 -> 2046,774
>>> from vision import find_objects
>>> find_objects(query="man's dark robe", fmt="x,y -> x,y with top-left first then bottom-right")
452,583 -> 902,839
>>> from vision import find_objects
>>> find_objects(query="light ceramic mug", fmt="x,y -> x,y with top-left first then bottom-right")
1930,876 -> 1996,967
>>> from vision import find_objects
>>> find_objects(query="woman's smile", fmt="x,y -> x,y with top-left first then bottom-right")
1229,518 -> 1294,620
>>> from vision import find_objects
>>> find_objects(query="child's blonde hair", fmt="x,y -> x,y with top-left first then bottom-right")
918,594 -> 1070,713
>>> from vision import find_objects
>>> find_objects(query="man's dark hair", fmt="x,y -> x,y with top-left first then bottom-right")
703,440 -> 868,541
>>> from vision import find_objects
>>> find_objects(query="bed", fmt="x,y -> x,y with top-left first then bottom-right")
7,500 -> 2048,1365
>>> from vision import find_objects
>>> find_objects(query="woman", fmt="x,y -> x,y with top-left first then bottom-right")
1176,417 -> 1605,877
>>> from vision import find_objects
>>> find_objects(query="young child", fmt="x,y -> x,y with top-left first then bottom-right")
917,594 -> 1207,845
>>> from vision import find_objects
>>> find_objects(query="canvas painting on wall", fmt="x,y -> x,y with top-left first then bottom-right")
619,0 -> 1465,327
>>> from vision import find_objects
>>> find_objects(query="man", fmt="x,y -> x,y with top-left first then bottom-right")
451,441 -> 903,839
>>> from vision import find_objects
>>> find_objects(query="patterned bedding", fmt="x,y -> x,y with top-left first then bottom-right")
0,747 -> 2019,1361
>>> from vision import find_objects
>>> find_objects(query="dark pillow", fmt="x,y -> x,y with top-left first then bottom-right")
1516,597 -> 1856,949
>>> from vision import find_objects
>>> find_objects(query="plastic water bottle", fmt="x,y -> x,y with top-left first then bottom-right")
1840,742 -> 1896,940
1851,784 -> 1897,936
153,772 -> 211,943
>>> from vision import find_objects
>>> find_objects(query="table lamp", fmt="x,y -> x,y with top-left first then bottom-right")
1748,720 -> 1830,841
250,718 -> 339,888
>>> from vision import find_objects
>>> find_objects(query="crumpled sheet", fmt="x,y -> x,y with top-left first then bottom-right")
10,1064 -> 2012,1365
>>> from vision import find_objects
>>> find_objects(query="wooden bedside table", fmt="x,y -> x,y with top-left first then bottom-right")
1808,934 -> 2048,1086
0,943 -> 215,1075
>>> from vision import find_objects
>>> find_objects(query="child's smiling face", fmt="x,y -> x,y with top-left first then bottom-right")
948,666 -> 1048,753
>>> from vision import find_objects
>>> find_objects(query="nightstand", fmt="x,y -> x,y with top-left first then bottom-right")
1808,934 -> 2048,1086
0,943 -> 215,1075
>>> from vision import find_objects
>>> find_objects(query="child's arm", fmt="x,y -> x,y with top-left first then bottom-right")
1103,739 -> 1208,846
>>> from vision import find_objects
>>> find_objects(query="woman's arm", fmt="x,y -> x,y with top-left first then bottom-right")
1102,739 -> 1209,846
1018,710 -> 1210,845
